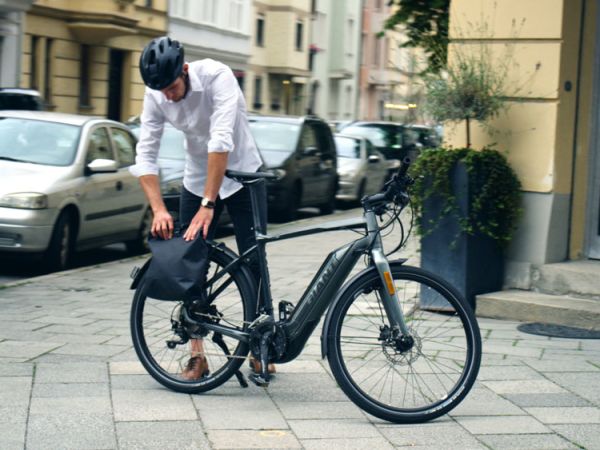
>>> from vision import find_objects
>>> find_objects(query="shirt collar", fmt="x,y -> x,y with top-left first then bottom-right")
186,63 -> 204,93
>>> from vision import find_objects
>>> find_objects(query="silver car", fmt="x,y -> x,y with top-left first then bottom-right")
0,111 -> 150,271
335,134 -> 390,203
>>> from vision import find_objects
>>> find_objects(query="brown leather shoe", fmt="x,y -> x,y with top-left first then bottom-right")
181,355 -> 210,380
249,356 -> 276,374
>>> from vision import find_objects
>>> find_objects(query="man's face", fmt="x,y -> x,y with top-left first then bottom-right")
160,75 -> 186,102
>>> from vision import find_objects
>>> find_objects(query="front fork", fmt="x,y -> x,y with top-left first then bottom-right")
370,247 -> 410,336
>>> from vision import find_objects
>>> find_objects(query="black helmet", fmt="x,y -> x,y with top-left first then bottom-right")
139,37 -> 184,90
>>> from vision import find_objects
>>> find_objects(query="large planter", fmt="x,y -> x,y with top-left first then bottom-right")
420,162 -> 504,311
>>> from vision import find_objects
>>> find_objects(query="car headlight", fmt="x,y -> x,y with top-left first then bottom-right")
161,179 -> 183,196
0,193 -> 48,209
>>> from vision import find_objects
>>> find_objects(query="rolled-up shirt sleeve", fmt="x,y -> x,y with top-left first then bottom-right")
129,90 -> 164,177
207,67 -> 239,153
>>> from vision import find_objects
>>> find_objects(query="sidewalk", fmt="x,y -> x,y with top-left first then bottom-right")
0,208 -> 599,449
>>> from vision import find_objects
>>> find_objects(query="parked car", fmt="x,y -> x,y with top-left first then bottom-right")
334,134 -> 389,203
338,121 -> 421,174
248,115 -> 338,221
0,88 -> 44,111
409,124 -> 441,149
128,123 -> 230,226
0,111 -> 149,271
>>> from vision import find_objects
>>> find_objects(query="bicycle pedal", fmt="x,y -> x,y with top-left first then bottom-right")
249,373 -> 270,388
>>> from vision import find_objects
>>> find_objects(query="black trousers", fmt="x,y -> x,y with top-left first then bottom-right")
179,181 -> 267,283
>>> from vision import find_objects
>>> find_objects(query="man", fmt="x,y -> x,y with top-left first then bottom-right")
130,36 -> 271,380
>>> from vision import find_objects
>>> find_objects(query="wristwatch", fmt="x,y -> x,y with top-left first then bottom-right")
201,197 -> 216,209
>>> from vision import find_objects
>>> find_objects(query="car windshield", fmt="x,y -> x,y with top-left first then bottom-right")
335,136 -> 361,159
342,124 -> 403,149
248,120 -> 299,152
130,125 -> 185,160
0,118 -> 79,166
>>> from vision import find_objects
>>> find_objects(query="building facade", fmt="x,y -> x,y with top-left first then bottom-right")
309,0 -> 361,121
246,0 -> 312,116
21,0 -> 167,121
168,0 -> 252,92
0,0 -> 34,87
447,0 -> 599,284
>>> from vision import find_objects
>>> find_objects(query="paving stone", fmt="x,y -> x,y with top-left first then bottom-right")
377,422 -> 484,448
502,393 -> 592,408
0,362 -> 32,376
551,424 -> 600,450
112,389 -> 198,421
455,416 -> 551,434
109,360 -> 147,375
35,362 -> 108,383
267,373 -> 348,402
116,421 -> 211,449
449,387 -> 524,416
48,342 -> 128,358
544,372 -> 600,404
0,376 -> 32,405
525,407 -> 600,424
483,379 -> 566,395
0,421 -> 26,450
477,365 -> 543,381
32,382 -> 109,398
30,353 -> 109,363
524,358 -> 599,372
206,429 -> 302,449
0,340 -> 63,359
274,400 -> 365,420
288,419 -> 380,439
110,374 -> 158,390
27,397 -> 115,450
477,433 -> 578,449
300,437 -> 395,450
482,343 -> 543,358
275,359 -> 327,373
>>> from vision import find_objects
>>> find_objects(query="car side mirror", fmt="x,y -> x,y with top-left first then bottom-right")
86,158 -> 118,174
368,154 -> 380,164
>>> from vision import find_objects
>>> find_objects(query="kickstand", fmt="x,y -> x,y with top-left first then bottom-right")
212,332 -> 248,388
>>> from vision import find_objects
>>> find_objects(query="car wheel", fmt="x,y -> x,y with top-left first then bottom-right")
319,180 -> 337,215
126,209 -> 152,254
45,212 -> 75,272
279,184 -> 301,222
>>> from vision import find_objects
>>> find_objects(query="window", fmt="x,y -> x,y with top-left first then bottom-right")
230,0 -> 244,31
111,128 -> 136,167
86,127 -> 113,163
43,38 -> 53,104
299,124 -> 317,150
373,35 -> 381,66
30,35 -> 39,89
79,45 -> 90,108
253,76 -> 262,108
145,0 -> 153,7
256,15 -> 265,46
295,20 -> 303,51
346,19 -> 354,54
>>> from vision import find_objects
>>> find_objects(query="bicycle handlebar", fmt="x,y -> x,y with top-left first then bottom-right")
362,157 -> 412,211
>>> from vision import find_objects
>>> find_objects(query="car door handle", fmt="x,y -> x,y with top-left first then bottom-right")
116,181 -> 123,191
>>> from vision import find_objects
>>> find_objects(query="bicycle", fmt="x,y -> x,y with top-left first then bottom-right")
129,159 -> 482,424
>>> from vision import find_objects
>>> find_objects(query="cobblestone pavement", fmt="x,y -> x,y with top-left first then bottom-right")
1,208 -> 599,449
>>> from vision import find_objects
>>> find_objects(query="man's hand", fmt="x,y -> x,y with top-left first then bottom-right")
184,207 -> 214,241
151,209 -> 174,239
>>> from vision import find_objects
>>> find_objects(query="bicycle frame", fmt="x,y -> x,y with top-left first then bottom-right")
198,179 -> 411,363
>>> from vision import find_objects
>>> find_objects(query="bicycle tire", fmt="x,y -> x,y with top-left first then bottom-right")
130,246 -> 257,394
326,264 -> 481,423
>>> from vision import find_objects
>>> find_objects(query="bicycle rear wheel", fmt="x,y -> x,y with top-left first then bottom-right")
326,265 -> 481,423
130,247 -> 256,393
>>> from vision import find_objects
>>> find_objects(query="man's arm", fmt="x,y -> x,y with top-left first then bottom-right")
183,152 -> 228,241
139,174 -> 173,240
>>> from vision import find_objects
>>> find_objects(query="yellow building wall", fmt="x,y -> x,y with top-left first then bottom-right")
22,0 -> 167,119
446,0 -> 580,195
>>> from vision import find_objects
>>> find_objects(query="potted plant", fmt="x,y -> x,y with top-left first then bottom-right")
409,44 -> 522,310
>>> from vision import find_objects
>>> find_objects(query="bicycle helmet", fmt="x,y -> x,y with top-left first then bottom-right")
139,36 -> 184,90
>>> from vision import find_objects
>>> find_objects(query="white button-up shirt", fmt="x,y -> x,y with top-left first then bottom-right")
129,59 -> 262,199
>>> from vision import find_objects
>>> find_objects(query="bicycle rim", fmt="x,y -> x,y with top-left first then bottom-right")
329,266 -> 481,422
131,252 -> 255,393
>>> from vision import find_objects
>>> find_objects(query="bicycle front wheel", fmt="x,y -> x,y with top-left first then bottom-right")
327,265 -> 481,423
130,247 -> 256,394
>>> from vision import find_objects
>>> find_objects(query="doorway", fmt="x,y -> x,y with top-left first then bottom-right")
107,49 -> 124,122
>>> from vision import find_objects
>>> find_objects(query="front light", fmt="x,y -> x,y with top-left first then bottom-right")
0,193 -> 48,209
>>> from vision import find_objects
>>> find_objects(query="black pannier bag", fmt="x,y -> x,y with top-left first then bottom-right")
141,229 -> 209,301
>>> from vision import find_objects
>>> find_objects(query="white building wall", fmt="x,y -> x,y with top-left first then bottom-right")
168,0 -> 252,87
0,1 -> 34,87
